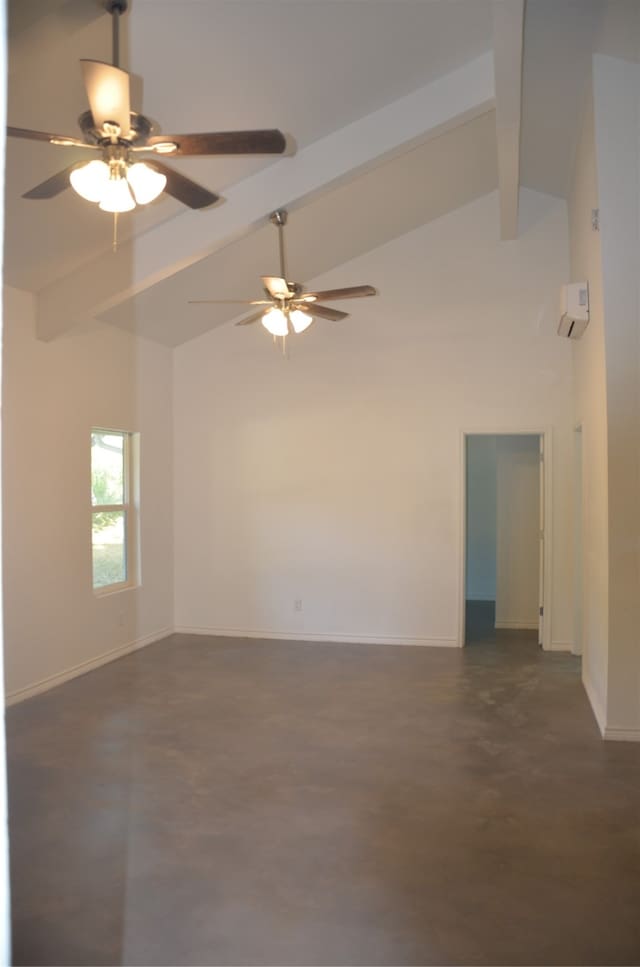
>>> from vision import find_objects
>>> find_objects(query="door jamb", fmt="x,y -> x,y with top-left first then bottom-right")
458,427 -> 553,649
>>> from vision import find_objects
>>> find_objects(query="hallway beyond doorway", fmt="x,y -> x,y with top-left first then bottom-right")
465,599 -> 539,647
464,433 -> 544,647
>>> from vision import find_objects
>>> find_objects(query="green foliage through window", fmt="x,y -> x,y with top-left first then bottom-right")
91,429 -> 131,590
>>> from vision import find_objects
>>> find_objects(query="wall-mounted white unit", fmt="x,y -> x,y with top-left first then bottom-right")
558,282 -> 589,338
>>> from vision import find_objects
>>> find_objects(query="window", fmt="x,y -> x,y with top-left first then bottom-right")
91,429 -> 138,592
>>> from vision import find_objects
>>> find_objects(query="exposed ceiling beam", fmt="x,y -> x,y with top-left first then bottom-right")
492,0 -> 525,240
35,53 -> 494,341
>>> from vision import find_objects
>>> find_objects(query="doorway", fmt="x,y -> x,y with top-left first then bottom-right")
462,433 -> 545,647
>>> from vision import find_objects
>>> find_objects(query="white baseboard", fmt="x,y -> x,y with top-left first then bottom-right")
549,640 -> 574,652
494,619 -> 538,630
582,668 -> 606,737
174,626 -> 459,648
602,726 -> 640,742
5,627 -> 172,707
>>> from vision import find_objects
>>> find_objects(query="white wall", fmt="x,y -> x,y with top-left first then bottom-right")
2,287 -> 174,700
0,0 -> 10,956
174,189 -> 574,650
568,89 -> 610,729
495,435 -> 540,630
592,53 -> 640,736
569,50 -> 640,739
465,435 -> 497,601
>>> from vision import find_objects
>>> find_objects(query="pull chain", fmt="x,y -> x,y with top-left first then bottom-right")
112,212 -> 118,252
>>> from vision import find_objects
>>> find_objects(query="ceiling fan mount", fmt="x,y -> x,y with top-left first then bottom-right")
189,208 -> 378,338
270,209 -> 288,228
103,0 -> 128,13
7,0 -> 287,212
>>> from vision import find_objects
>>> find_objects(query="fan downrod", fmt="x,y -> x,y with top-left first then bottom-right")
104,0 -> 128,67
270,210 -> 289,279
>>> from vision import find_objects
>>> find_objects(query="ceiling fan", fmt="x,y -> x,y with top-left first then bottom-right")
7,0 -> 287,214
189,209 -> 378,338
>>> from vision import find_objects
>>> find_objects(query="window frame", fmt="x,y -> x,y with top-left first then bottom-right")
91,427 -> 138,595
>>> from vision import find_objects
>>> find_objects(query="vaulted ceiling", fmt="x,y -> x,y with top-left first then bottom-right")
5,0 -> 631,346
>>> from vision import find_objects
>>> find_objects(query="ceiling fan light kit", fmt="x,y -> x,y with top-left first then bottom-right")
261,306 -> 313,337
126,162 -> 167,205
69,156 -> 165,211
98,171 -> 136,213
288,308 -> 314,334
189,209 -> 378,344
262,307 -> 289,337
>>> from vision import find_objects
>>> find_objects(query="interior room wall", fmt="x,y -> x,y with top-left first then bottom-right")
568,88 -> 609,730
495,435 -> 540,630
569,48 -> 640,740
0,1 -> 10,953
173,188 -> 574,651
465,435 -> 497,602
592,53 -> 640,737
2,286 -> 175,701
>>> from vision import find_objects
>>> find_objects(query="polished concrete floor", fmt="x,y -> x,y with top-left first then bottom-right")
7,619 -> 640,965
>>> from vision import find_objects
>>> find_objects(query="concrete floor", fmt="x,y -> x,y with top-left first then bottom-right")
6,623 -> 640,966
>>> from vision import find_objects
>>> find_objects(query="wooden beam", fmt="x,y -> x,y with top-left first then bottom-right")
492,0 -> 525,240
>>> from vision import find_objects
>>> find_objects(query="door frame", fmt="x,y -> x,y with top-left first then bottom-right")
458,427 -> 553,649
572,424 -> 583,656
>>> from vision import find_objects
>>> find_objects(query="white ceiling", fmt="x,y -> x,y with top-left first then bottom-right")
5,0 -> 634,347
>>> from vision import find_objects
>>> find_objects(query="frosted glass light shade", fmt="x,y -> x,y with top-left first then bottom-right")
127,162 -> 166,205
262,307 -> 288,336
99,175 -> 135,213
70,160 -> 110,202
290,309 -> 313,334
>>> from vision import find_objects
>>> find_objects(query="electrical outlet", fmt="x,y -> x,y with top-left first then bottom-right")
294,599 -> 303,612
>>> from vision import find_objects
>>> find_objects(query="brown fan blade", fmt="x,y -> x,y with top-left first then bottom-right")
145,161 -> 219,209
146,129 -> 286,157
298,303 -> 349,322
7,126 -> 98,149
22,165 -> 78,199
189,299 -> 272,305
300,285 -> 377,302
262,276 -> 293,299
235,309 -> 268,327
81,59 -> 131,136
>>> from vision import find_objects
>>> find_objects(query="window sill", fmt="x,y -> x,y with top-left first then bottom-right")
93,581 -> 138,598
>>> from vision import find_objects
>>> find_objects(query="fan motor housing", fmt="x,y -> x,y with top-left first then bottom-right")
78,110 -> 153,146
